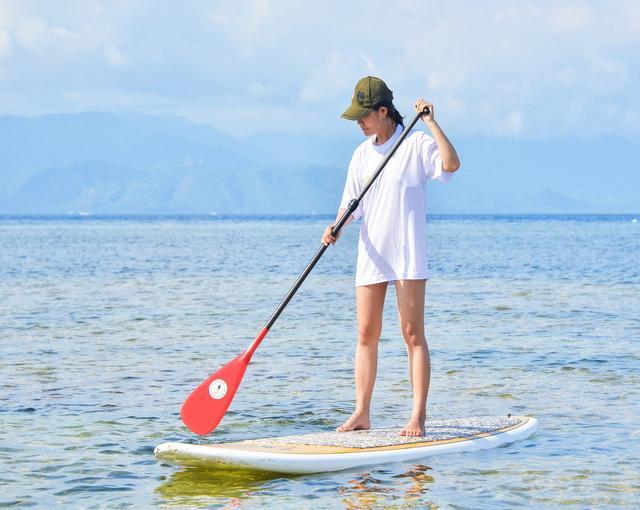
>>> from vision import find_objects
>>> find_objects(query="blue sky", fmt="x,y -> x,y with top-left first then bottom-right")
0,0 -> 638,138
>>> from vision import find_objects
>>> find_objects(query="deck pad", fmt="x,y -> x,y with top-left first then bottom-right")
249,415 -> 522,449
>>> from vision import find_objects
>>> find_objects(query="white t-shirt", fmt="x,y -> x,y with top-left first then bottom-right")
339,124 -> 453,287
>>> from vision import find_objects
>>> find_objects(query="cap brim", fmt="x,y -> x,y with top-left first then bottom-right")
340,102 -> 371,121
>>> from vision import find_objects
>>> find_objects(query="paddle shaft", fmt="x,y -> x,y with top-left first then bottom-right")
244,108 -> 428,360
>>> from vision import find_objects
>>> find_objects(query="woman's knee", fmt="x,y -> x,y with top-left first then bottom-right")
401,321 -> 426,348
357,322 -> 382,345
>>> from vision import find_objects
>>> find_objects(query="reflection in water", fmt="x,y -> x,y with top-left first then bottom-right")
155,461 -> 437,508
155,463 -> 284,506
339,464 -> 436,509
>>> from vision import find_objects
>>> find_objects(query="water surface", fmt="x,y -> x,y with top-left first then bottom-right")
1,215 -> 639,508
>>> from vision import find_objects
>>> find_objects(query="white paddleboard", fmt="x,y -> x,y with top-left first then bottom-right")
155,415 -> 538,474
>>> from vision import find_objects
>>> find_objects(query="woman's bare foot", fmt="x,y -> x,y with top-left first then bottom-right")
336,411 -> 371,432
400,415 -> 425,437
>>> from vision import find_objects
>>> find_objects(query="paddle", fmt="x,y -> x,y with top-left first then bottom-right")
181,107 -> 430,435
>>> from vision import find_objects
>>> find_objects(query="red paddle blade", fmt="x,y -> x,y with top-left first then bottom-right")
180,353 -> 250,435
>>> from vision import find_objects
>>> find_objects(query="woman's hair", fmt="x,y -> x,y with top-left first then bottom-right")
374,101 -> 405,127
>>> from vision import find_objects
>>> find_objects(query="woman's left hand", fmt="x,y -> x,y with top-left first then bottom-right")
415,99 -> 434,122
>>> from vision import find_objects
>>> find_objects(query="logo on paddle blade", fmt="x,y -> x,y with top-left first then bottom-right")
208,379 -> 228,400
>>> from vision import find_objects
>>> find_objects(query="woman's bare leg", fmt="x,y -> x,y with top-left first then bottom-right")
395,279 -> 429,436
337,281 -> 388,432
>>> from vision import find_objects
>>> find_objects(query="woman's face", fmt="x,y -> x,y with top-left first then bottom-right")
357,108 -> 388,137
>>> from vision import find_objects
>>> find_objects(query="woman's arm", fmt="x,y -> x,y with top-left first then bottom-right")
415,99 -> 460,172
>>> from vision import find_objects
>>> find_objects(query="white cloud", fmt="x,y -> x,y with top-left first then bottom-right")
298,53 -> 357,104
585,53 -> 629,93
546,4 -> 592,33
59,89 -> 175,111
0,0 -> 637,139
359,53 -> 377,73
0,0 -> 16,26
103,46 -> 128,68
0,29 -> 10,58
503,110 -> 524,135
12,16 -> 87,55
246,81 -> 268,99
13,17 -> 47,48
209,0 -> 270,43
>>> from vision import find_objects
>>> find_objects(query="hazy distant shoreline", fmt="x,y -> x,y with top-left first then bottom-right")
1,213 -> 637,222
2,113 -> 638,216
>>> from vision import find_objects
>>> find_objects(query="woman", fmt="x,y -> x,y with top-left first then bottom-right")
322,76 -> 460,437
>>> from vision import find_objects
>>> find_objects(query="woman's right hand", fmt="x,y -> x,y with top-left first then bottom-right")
322,224 -> 340,246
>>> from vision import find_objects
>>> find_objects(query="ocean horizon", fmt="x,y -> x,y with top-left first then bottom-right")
2,212 -> 638,221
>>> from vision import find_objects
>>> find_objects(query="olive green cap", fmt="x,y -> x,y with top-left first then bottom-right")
341,76 -> 394,121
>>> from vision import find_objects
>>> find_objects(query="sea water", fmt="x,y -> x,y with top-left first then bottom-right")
0,215 -> 638,508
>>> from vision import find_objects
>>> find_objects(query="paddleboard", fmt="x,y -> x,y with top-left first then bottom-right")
155,415 -> 538,474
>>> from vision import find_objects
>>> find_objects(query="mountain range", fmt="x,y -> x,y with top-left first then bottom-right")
0,112 -> 637,214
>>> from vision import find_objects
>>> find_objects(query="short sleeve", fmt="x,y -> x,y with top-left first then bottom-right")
339,152 -> 364,220
420,133 -> 453,183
